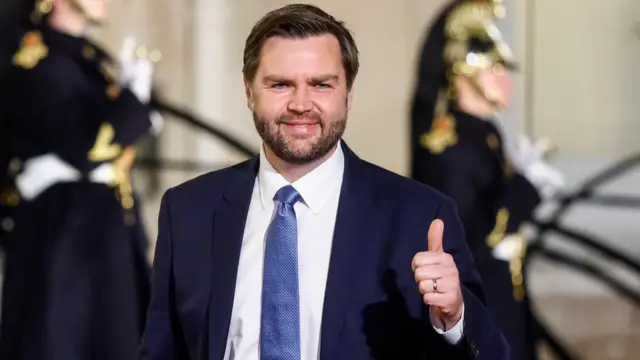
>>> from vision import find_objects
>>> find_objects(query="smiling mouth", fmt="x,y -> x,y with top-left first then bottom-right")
280,122 -> 320,135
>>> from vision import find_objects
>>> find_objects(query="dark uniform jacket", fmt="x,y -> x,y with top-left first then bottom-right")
0,22 -> 152,360
410,106 -> 541,360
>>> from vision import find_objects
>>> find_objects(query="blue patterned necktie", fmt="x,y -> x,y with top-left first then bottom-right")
260,185 -> 302,360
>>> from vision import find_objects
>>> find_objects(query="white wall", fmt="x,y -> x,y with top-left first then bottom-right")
97,0 -> 640,177
526,0 -> 640,157
93,1 -> 640,278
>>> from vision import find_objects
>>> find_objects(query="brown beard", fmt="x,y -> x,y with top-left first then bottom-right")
253,111 -> 346,165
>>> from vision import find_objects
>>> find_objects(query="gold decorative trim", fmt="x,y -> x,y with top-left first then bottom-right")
106,84 -> 121,100
12,31 -> 48,70
508,232 -> 528,302
486,207 -> 509,247
82,45 -> 96,60
420,114 -> 458,154
486,133 -> 500,150
87,123 -> 122,162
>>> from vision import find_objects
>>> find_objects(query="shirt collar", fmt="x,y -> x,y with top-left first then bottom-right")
258,142 -> 345,214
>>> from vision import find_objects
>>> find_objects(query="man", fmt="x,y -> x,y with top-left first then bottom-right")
140,4 -> 509,360
410,1 -> 564,359
0,0 -> 158,359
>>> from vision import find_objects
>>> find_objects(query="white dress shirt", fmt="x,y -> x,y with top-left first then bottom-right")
223,142 -> 463,360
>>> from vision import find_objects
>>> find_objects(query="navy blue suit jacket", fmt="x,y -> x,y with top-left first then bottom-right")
139,142 -> 510,360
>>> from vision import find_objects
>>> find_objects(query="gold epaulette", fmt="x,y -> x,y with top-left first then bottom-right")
420,114 -> 458,154
12,31 -> 49,70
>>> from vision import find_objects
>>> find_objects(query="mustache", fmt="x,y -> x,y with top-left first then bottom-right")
277,113 -> 322,124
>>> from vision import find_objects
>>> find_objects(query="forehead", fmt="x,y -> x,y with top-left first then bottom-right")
257,34 -> 343,77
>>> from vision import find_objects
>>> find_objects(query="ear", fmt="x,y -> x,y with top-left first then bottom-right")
243,74 -> 253,110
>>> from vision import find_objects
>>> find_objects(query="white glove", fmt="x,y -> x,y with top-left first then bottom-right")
118,36 -> 137,84
492,234 -> 526,262
129,59 -> 153,103
118,36 -> 154,103
149,110 -> 165,135
513,135 -> 565,199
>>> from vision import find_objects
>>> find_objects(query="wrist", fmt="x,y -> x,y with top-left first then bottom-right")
430,304 -> 463,331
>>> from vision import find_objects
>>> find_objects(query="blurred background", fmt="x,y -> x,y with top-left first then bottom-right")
1,0 -> 640,359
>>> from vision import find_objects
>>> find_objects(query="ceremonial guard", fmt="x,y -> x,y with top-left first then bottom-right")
0,0 -> 161,358
410,1 -> 564,359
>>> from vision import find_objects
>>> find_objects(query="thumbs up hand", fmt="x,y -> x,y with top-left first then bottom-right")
411,219 -> 464,331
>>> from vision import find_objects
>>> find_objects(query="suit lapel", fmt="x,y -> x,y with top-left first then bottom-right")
208,158 -> 258,360
320,142 -> 381,360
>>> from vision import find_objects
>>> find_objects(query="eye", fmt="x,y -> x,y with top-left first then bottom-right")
315,83 -> 331,89
271,83 -> 287,89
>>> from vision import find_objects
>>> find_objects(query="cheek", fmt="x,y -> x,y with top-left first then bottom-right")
313,93 -> 347,117
496,73 -> 512,95
479,72 -> 510,100
254,94 -> 286,119
496,74 -> 512,103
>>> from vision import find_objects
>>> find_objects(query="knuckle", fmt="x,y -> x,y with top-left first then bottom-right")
414,271 -> 422,283
411,253 -> 422,267
418,280 -> 428,294
422,293 -> 432,304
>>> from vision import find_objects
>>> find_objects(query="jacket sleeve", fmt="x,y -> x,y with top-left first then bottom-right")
139,189 -> 187,359
9,55 -> 152,172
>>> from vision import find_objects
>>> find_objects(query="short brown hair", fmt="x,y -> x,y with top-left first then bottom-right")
242,4 -> 359,90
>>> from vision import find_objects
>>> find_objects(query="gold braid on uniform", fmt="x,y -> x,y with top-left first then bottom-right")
109,147 -> 137,224
486,208 -> 528,301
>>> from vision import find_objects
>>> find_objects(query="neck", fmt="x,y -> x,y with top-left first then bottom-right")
264,143 -> 338,183
47,10 -> 87,36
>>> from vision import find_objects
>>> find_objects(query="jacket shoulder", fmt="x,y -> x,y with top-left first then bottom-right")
8,50 -> 84,96
164,158 -> 256,206
363,160 -> 455,210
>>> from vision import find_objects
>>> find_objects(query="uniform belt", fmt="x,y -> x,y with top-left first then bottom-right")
15,154 -> 116,201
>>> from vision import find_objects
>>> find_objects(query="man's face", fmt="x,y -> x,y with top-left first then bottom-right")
245,34 -> 353,164
476,64 -> 511,110
72,0 -> 110,23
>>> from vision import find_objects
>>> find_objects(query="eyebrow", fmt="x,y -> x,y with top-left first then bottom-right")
262,74 -> 339,83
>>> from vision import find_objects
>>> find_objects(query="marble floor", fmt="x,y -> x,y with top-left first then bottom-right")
535,294 -> 640,360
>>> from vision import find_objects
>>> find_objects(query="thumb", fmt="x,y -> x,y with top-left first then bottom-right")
428,219 -> 444,252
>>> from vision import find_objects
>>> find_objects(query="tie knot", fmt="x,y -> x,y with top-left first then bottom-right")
274,185 -> 301,205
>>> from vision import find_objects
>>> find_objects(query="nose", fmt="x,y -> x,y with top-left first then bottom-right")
287,87 -> 313,113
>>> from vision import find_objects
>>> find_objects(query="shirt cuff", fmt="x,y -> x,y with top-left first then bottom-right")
431,304 -> 465,344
